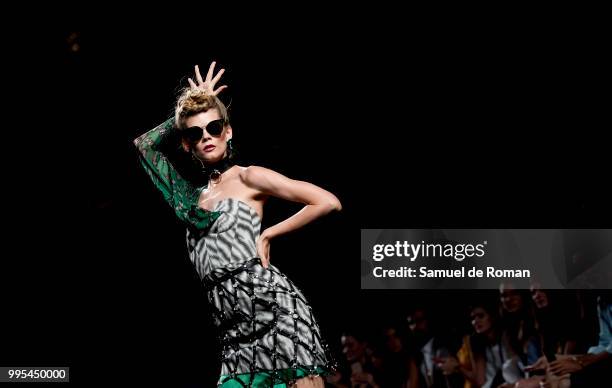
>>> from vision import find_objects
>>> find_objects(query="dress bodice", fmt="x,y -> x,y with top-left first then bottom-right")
186,198 -> 262,279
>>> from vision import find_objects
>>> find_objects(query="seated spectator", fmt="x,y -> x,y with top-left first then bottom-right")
526,293 -> 612,388
407,308 -> 463,388
438,300 -> 522,388
530,282 -> 580,357
499,282 -> 542,369
326,329 -> 383,388
376,323 -> 419,388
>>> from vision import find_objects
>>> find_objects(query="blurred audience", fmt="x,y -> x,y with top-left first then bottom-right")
328,290 -> 608,387
407,308 -> 463,388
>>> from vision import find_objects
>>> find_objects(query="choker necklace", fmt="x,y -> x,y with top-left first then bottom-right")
199,156 -> 235,185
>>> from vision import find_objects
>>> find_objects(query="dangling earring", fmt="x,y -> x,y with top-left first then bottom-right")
227,138 -> 234,155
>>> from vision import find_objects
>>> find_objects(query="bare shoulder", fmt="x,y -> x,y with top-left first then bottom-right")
239,165 -> 282,181
239,166 -> 288,190
237,165 -> 341,210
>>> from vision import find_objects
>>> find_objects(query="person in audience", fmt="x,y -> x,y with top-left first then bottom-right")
326,330 -> 383,388
526,293 -> 612,387
438,301 -> 522,387
407,308 -> 463,388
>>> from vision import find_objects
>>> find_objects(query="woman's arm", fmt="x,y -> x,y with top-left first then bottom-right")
448,335 -> 485,386
439,355 -> 484,387
134,62 -> 226,202
407,357 -> 419,388
133,61 -> 227,228
134,118 -> 224,230
133,117 -> 181,204
134,118 -> 196,214
240,166 -> 342,267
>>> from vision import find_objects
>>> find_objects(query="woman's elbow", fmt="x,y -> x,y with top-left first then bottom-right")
334,199 -> 343,212
326,195 -> 342,212
133,136 -> 144,150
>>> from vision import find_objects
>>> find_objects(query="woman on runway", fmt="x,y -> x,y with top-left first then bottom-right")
134,62 -> 341,387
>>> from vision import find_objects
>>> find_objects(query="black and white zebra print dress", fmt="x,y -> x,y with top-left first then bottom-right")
186,197 -> 337,387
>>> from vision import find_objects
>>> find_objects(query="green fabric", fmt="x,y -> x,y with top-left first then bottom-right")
134,118 -> 221,229
218,366 -> 330,387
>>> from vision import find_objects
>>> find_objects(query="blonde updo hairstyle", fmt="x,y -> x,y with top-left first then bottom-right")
175,88 -> 229,130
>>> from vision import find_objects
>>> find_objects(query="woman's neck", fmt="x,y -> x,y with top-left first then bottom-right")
202,156 -> 234,172
484,328 -> 498,343
200,156 -> 235,185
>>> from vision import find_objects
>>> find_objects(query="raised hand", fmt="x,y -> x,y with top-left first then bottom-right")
188,61 -> 228,96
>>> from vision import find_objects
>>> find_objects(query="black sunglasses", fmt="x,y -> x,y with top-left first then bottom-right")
182,118 -> 226,143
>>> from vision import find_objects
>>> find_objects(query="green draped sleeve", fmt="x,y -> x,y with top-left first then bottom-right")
133,118 -> 221,230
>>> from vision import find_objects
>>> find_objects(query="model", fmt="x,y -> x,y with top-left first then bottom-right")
134,62 -> 341,387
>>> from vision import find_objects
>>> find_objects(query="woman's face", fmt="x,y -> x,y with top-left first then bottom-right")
341,335 -> 365,362
531,287 -> 549,309
407,309 -> 428,334
499,283 -> 523,313
471,307 -> 492,334
183,109 -> 232,164
531,290 -> 548,309
383,328 -> 403,353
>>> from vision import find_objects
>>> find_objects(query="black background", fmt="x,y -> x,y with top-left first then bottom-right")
3,12 -> 610,387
